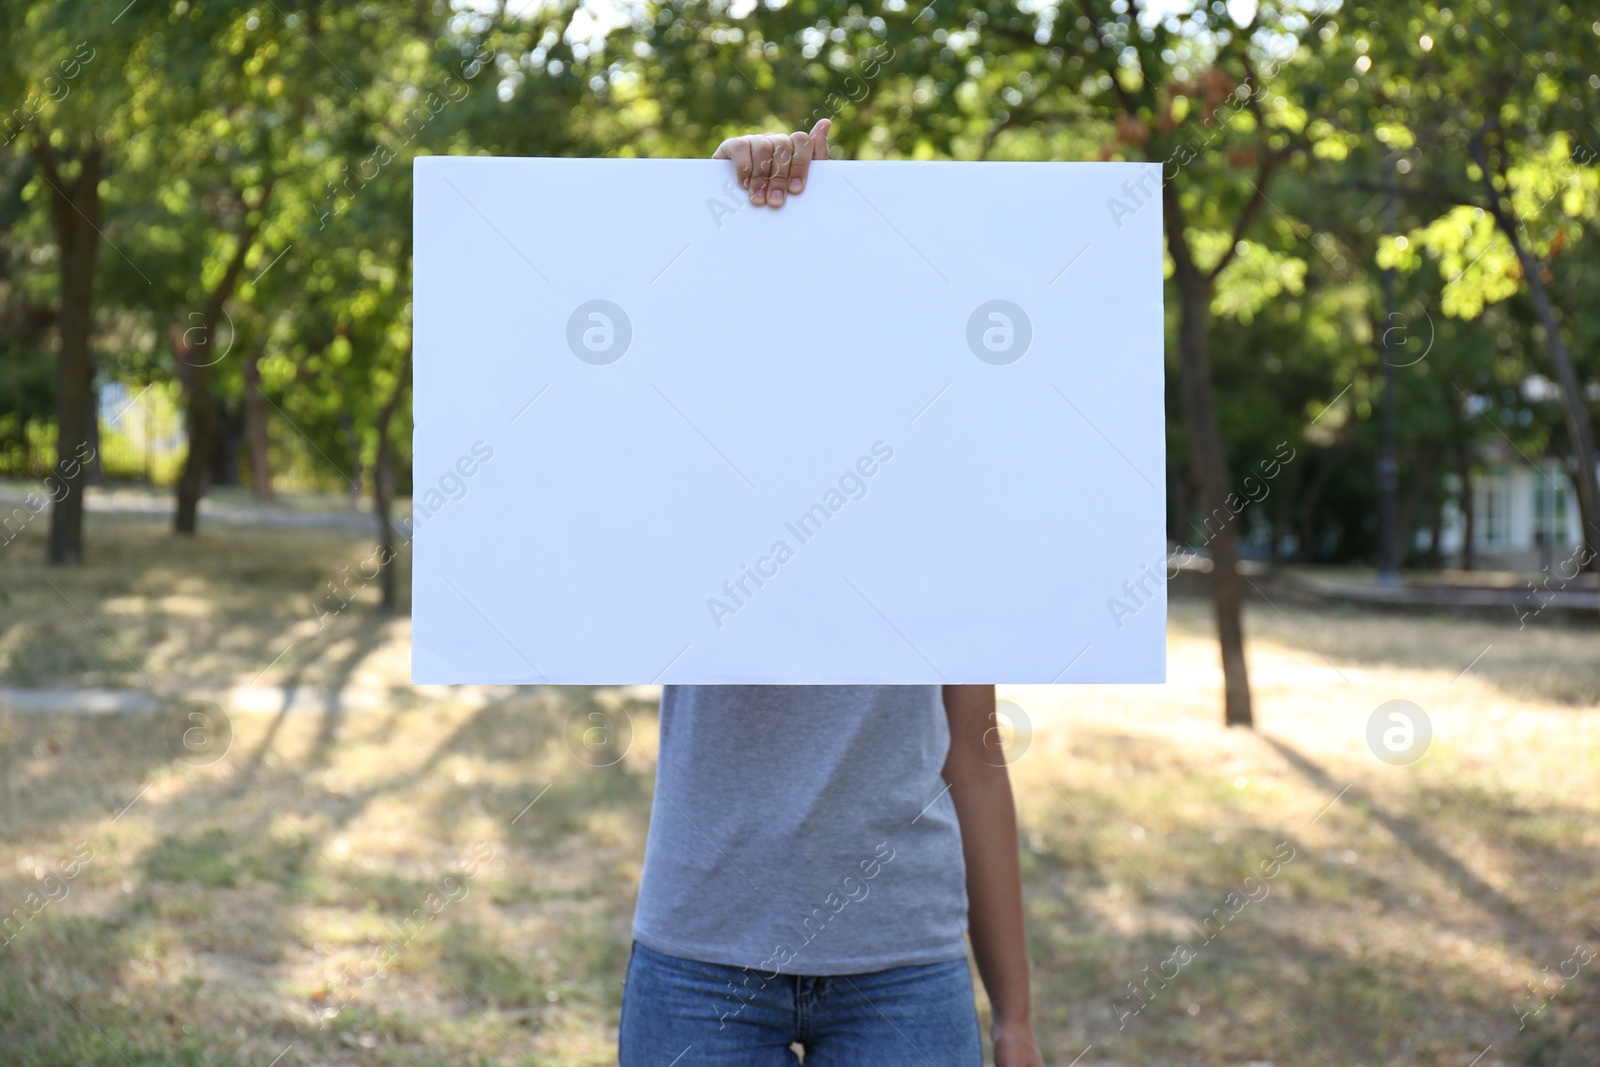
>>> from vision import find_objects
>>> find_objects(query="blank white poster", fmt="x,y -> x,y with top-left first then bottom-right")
411,156 -> 1166,684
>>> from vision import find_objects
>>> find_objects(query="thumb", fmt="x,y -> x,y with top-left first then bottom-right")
809,117 -> 832,161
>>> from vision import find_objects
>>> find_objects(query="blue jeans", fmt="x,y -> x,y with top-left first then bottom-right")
618,940 -> 982,1066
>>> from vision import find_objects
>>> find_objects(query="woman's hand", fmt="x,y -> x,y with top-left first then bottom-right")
712,118 -> 831,208
993,1017 -> 1048,1067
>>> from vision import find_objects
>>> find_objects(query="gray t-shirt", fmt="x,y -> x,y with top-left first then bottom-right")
631,685 -> 969,976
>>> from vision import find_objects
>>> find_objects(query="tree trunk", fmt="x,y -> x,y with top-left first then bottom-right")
1394,442 -> 1439,570
243,346 -> 275,500
1273,453 -> 1303,565
208,398 -> 243,487
1178,279 -> 1252,727
1296,487 -> 1318,563
172,179 -> 274,535
86,383 -> 104,486
1455,438 -> 1476,571
1508,253 -> 1600,568
173,341 -> 216,535
33,138 -> 103,565
1296,448 -> 1346,564
1476,145 -> 1600,574
1427,483 -> 1445,568
1164,183 -> 1253,727
373,341 -> 412,612
1169,467 -> 1193,547
341,414 -> 365,504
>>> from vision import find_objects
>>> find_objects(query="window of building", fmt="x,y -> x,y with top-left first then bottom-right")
1532,466 -> 1571,547
1478,470 -> 1509,548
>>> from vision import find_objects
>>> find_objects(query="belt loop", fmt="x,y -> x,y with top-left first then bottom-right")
794,974 -> 811,1040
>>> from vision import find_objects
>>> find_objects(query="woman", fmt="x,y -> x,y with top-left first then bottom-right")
618,120 -> 1045,1067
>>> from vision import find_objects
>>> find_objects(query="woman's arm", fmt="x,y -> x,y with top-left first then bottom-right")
943,684 -> 1046,1067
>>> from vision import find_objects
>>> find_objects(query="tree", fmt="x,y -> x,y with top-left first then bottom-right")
27,138 -> 99,562
1344,0 -> 1600,567
0,0 -> 233,560
949,0 -> 1330,727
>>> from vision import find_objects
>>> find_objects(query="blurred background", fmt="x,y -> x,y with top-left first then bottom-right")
1,1 -> 1597,1064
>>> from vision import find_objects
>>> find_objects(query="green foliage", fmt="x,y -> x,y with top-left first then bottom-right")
0,0 -> 1596,563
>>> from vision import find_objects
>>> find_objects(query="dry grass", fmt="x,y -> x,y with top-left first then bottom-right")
1,510 -> 1597,1066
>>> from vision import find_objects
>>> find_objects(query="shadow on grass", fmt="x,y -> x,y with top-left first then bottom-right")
1,679 -> 655,1064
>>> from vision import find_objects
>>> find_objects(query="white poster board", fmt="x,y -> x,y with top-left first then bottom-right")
412,156 -> 1166,684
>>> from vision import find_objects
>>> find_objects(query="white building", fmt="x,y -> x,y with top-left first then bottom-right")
1437,442 -> 1589,572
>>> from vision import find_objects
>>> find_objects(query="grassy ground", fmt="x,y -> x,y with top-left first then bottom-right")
1,509 -> 1597,1066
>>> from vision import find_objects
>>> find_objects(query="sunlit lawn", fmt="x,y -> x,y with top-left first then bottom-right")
2,509 -> 1598,1065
